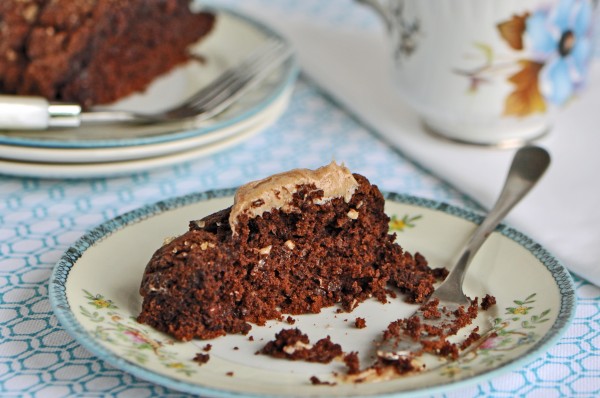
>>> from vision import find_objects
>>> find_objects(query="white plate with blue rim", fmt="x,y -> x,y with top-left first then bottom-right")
50,189 -> 575,397
0,5 -> 298,163
0,90 -> 288,179
0,85 -> 292,166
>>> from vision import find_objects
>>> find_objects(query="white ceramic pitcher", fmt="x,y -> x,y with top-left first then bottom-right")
358,0 -> 598,147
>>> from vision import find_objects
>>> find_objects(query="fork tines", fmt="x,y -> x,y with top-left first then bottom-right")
167,38 -> 293,120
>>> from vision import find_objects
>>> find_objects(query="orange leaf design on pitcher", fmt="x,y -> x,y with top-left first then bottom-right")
497,14 -> 529,50
456,0 -> 594,118
503,60 -> 546,117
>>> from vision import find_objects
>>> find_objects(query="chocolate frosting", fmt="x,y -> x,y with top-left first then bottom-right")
229,162 -> 358,235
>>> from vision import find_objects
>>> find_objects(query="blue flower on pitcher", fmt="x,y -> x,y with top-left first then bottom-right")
526,0 -> 594,105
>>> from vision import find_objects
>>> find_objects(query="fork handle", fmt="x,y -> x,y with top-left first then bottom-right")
435,146 -> 551,299
0,95 -> 81,130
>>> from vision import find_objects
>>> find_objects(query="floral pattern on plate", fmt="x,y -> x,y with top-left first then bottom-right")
389,213 -> 422,231
79,290 -> 197,377
441,293 -> 551,378
77,286 -> 553,385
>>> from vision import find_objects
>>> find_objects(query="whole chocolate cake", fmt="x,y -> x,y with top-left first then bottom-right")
137,162 -> 446,341
0,0 -> 215,108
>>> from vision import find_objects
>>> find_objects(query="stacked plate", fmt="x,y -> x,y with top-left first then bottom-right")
0,8 -> 298,179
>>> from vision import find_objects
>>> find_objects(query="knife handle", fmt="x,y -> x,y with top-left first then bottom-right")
0,95 -> 81,130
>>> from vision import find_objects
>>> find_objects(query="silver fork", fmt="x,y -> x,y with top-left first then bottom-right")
377,146 -> 551,361
0,39 -> 293,130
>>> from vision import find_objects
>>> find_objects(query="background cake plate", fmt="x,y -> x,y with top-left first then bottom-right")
0,6 -> 298,152
49,190 -> 575,397
0,95 -> 287,179
0,86 -> 291,165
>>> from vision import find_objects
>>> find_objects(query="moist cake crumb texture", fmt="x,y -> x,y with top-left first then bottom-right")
137,162 -> 446,341
481,294 -> 497,310
354,317 -> 366,329
309,376 -> 336,386
193,352 -> 210,366
381,296 -> 493,362
259,328 -> 343,364
343,351 -> 361,375
0,0 -> 215,108
136,162 -> 497,384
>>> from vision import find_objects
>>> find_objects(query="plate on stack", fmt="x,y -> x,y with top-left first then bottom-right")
0,7 -> 298,179
50,190 -> 575,397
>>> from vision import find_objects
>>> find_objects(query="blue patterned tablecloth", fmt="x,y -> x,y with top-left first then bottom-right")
1,1 -> 599,397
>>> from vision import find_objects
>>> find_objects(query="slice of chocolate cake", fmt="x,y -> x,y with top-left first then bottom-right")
137,162 -> 446,341
0,0 -> 44,94
0,0 -> 215,108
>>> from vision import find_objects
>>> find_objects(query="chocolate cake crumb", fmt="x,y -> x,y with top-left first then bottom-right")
193,353 -> 210,365
377,296 -> 482,367
248,336 -> 254,341
226,371 -> 234,377
481,294 -> 497,310
420,298 -> 441,319
203,344 -> 212,352
432,267 -> 450,279
260,329 -> 343,364
310,376 -> 336,386
460,327 -> 481,350
373,356 -> 416,376
343,352 -> 361,375
286,316 -> 296,325
354,317 -> 366,329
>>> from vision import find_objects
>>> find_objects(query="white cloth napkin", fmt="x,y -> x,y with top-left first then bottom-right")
237,8 -> 600,286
